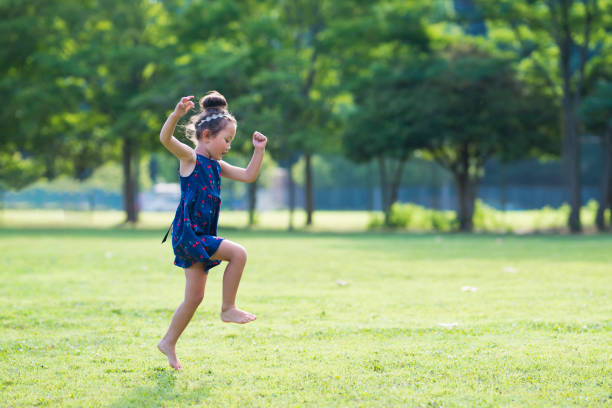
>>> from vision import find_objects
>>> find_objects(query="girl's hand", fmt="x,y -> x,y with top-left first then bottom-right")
253,131 -> 267,149
173,96 -> 195,118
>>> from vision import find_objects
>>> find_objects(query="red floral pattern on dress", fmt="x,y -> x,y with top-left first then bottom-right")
169,154 -> 224,272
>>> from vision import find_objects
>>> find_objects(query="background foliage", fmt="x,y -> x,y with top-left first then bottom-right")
1,0 -> 611,231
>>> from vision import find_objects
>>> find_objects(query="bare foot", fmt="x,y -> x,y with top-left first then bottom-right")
220,307 -> 256,324
157,339 -> 182,370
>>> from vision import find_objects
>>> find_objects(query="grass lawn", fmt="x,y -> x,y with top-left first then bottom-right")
0,209 -> 372,232
0,216 -> 611,406
1,205 -> 606,233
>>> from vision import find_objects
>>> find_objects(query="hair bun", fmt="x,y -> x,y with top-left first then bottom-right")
200,90 -> 227,111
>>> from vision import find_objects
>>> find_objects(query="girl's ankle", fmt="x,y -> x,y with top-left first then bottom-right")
221,304 -> 236,312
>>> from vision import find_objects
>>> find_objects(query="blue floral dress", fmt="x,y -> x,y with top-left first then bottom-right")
170,154 -> 224,272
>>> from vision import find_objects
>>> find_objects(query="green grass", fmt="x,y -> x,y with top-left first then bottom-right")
0,216 -> 611,406
2,203 -> 607,234
0,209 -> 371,232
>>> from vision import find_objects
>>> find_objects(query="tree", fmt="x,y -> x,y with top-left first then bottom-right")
73,0 -> 172,223
419,46 -> 559,231
0,0 -> 173,222
0,152 -> 43,203
343,61 -> 432,226
0,0 -> 109,189
278,0 -> 353,227
233,0 -> 347,229
332,1 -> 432,226
476,0 -> 611,232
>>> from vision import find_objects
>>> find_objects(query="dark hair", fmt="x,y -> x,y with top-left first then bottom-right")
187,91 -> 236,144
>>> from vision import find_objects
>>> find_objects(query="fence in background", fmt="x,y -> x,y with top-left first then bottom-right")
2,184 -> 601,212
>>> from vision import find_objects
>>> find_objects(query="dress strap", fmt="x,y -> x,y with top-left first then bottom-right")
161,223 -> 172,244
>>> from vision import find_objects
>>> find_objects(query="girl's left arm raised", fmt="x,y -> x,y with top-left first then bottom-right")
219,131 -> 267,183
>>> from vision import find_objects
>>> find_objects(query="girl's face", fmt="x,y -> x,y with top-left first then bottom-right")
203,121 -> 236,160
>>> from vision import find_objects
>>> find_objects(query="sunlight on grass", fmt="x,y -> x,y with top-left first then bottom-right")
1,206 -> 607,233
0,209 -> 372,232
1,225 -> 611,406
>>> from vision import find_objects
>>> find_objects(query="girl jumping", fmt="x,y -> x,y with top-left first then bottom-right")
157,91 -> 266,370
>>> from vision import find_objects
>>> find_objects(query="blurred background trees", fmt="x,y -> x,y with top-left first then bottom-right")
1,0 -> 610,232
475,0 -> 612,232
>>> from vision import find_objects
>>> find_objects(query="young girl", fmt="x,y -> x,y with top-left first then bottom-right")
157,91 -> 267,370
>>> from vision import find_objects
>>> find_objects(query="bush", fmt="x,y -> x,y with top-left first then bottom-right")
367,213 -> 385,229
367,200 -> 600,232
368,203 -> 455,231
472,199 -> 510,232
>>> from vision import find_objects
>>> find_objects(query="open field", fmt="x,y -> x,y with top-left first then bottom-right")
0,209 -> 370,232
0,206 -> 607,233
0,216 -> 611,406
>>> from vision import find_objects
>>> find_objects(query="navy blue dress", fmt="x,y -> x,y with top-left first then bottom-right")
171,154 -> 224,272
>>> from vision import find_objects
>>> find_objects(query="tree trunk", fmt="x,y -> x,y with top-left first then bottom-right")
377,156 -> 391,226
248,179 -> 257,227
596,127 -> 612,231
122,138 -> 138,223
304,152 -> 314,226
287,162 -> 295,231
367,161 -> 375,211
389,157 -> 407,210
451,142 -> 479,232
555,0 -> 588,233
377,156 -> 408,226
454,171 -> 478,232
562,98 -> 582,233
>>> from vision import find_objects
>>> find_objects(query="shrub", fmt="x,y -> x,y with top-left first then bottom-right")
367,200 -> 598,232
473,199 -> 508,232
368,203 -> 455,231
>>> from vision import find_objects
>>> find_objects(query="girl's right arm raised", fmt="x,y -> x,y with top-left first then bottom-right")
159,96 -> 196,162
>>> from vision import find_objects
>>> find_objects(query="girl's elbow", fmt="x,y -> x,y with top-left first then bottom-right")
242,171 -> 256,183
160,136 -> 173,150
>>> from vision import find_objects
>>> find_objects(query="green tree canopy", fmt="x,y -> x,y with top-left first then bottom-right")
418,46 -> 559,231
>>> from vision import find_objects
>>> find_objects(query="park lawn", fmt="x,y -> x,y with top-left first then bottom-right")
0,210 -> 372,232
0,226 -> 610,407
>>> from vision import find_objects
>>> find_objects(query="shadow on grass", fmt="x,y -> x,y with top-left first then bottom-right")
107,367 -> 210,408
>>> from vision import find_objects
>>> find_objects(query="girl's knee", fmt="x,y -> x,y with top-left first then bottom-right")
232,244 -> 247,264
214,240 -> 247,264
185,293 -> 204,307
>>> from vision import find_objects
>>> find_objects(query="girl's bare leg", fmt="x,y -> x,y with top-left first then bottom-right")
158,263 -> 207,370
211,240 -> 256,324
